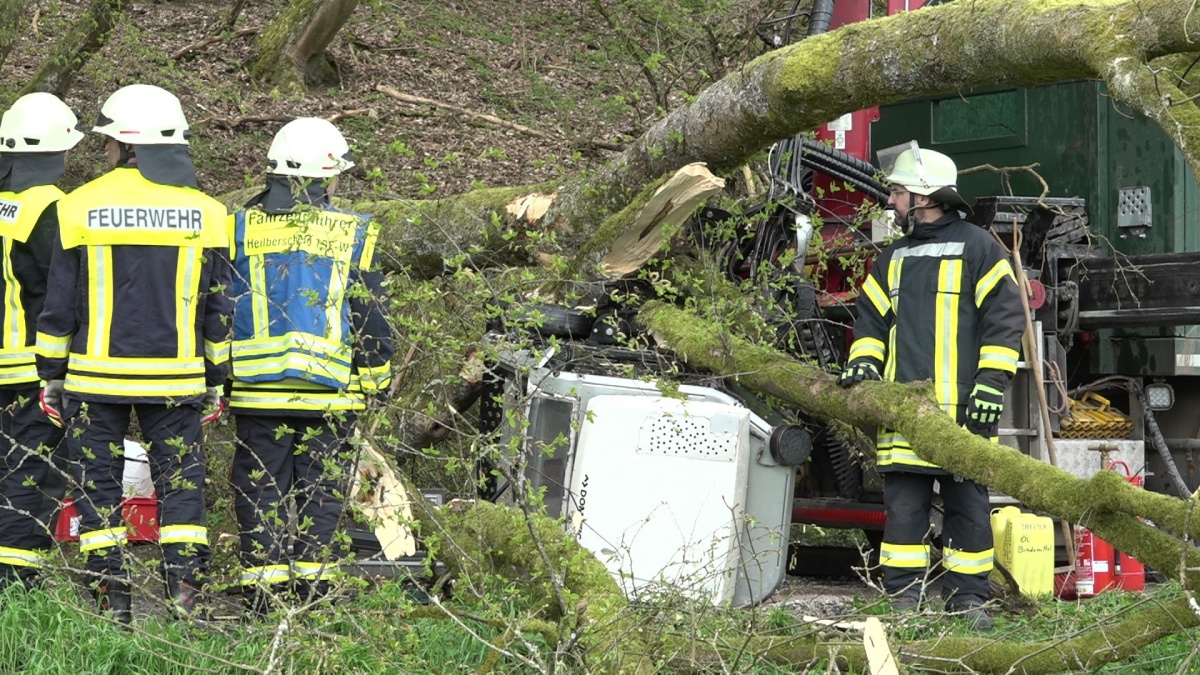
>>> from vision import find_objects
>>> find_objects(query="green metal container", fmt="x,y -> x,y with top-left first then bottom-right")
872,82 -> 1200,375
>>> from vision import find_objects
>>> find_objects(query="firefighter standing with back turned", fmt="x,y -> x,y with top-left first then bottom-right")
35,84 -> 232,623
0,94 -> 82,589
838,143 -> 1024,631
227,118 -> 392,616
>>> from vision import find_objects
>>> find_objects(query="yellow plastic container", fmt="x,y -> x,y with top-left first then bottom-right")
990,507 -> 1055,597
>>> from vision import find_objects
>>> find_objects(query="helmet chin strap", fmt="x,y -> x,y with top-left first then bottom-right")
900,192 -> 941,234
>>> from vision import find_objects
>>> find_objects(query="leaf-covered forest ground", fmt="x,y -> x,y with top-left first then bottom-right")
21,0 -> 770,200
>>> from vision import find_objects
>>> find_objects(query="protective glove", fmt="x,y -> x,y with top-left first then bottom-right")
200,386 -> 226,425
965,382 -> 1005,435
837,361 -> 881,388
39,379 -> 65,428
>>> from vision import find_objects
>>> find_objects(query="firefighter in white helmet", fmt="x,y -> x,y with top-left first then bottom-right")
227,117 -> 392,615
0,93 -> 82,590
837,143 -> 1024,630
35,84 -> 232,623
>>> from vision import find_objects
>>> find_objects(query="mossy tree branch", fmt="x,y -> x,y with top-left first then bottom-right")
637,301 -> 1200,586
22,0 -> 128,97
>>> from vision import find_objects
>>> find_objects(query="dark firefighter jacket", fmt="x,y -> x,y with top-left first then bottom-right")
0,185 -> 63,387
35,168 -> 233,403
847,212 -> 1024,473
227,202 -> 392,415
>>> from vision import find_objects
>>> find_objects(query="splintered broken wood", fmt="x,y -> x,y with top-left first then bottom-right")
862,617 -> 900,675
506,192 -> 556,224
598,163 -> 725,278
352,440 -> 418,559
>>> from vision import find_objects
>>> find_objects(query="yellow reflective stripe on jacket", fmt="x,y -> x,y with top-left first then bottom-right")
978,345 -> 1020,374
0,185 -> 64,243
293,560 -> 341,581
69,355 -> 205,376
87,247 -> 113,356
228,389 -> 366,412
160,524 -> 208,546
884,257 -> 903,382
876,431 -> 939,469
233,352 -> 351,381
848,337 -> 885,364
80,527 -> 128,552
241,564 -> 291,586
248,255 -> 270,339
325,261 -> 348,346
359,223 -> 379,270
205,339 -> 230,365
3,239 -> 25,345
356,364 -> 391,393
942,547 -> 994,575
232,331 -> 347,358
35,331 -> 71,359
175,248 -> 199,360
974,259 -> 1016,308
861,274 -> 890,317
934,259 -> 962,412
0,546 -> 44,568
879,543 -> 930,569
65,373 -> 206,398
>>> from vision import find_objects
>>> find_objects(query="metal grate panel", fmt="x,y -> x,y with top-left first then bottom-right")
1117,186 -> 1152,228
639,411 -> 740,461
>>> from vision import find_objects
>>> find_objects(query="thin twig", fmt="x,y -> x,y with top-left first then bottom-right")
375,84 -> 555,140
171,28 -> 257,61
226,0 -> 247,31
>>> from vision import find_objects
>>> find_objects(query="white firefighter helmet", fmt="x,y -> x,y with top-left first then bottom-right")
267,117 -> 354,178
0,93 -> 84,153
92,84 -> 190,145
879,141 -> 970,211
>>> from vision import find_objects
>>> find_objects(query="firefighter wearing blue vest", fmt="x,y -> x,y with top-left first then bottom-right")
837,143 -> 1023,631
228,117 -> 392,615
0,94 -> 82,589
35,84 -> 232,623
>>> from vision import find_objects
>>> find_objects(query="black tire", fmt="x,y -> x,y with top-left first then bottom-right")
509,302 -> 594,339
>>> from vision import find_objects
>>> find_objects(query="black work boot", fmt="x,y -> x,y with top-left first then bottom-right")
167,576 -> 205,621
94,580 -> 133,626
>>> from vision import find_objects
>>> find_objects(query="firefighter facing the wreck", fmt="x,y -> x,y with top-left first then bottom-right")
227,118 -> 392,615
0,94 -> 81,588
35,84 -> 232,623
837,143 -> 1024,630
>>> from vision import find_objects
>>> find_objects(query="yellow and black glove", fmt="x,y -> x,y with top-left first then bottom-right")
965,382 -> 1005,435
837,361 -> 881,388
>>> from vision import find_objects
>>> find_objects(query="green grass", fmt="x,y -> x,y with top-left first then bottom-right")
0,581 -> 529,674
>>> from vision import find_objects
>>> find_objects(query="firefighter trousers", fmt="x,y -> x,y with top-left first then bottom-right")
65,400 -> 209,587
880,471 -> 994,607
232,413 -> 358,587
0,386 -> 67,583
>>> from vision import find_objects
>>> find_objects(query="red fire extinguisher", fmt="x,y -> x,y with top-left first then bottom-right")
1072,461 -> 1146,598
1108,461 -> 1146,593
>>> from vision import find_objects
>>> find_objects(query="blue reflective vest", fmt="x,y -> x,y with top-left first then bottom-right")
228,205 -> 389,413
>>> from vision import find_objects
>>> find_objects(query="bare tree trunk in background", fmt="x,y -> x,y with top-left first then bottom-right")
249,0 -> 360,92
0,0 -> 30,73
22,0 -> 129,97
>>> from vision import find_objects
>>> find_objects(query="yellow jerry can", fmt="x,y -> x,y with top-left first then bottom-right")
990,507 -> 1055,598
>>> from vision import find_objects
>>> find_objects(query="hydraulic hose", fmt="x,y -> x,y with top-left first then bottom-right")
808,0 -> 836,36
1135,385 -> 1192,498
